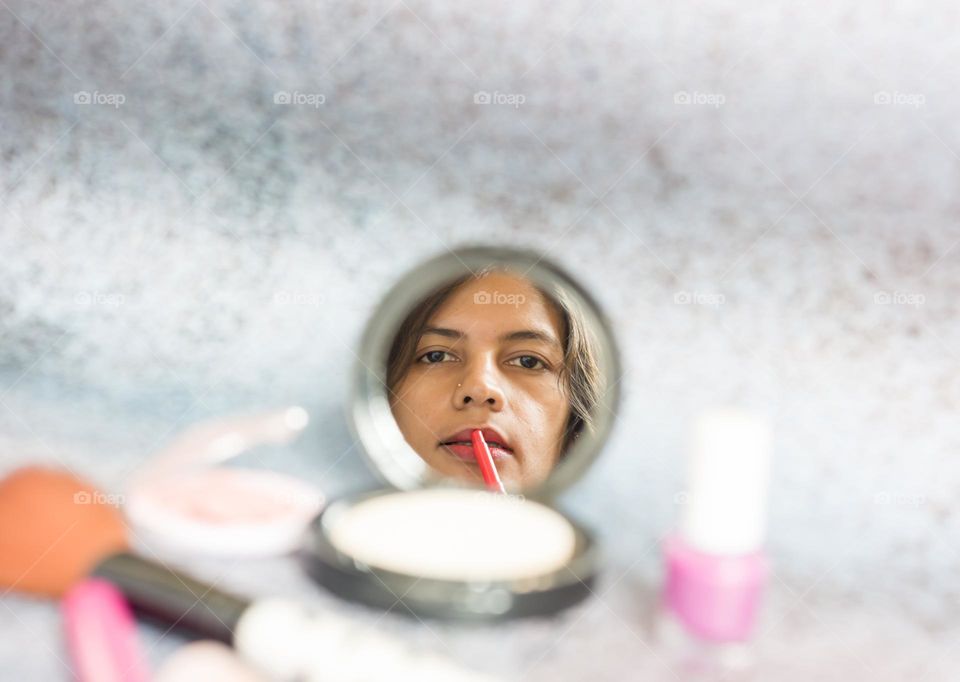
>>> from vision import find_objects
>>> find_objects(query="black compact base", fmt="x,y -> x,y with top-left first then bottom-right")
300,500 -> 599,622
301,550 -> 595,621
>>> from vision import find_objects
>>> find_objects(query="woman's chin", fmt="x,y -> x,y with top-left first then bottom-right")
422,452 -> 523,490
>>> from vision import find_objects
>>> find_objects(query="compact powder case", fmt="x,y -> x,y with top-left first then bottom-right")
301,246 -> 621,621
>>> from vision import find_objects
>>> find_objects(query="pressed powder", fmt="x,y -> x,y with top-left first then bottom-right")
124,406 -> 324,559
326,488 -> 577,582
126,468 -> 322,558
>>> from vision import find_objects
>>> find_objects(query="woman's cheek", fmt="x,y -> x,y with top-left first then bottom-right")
516,399 -> 550,454
527,390 -> 568,464
397,383 -> 436,451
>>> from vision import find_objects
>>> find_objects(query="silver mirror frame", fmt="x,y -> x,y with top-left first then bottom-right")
347,245 -> 621,499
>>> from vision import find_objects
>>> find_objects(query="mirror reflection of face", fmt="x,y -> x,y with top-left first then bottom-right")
388,271 -> 572,489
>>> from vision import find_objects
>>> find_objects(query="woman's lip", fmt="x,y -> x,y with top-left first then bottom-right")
439,443 -> 514,463
440,427 -> 512,451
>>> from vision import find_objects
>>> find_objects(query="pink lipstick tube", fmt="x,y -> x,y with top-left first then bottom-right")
62,578 -> 150,682
659,408 -> 772,666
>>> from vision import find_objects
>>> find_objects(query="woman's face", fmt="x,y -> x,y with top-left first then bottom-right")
390,272 -> 571,489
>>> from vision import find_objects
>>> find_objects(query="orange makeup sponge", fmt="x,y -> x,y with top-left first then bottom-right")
0,467 -> 129,597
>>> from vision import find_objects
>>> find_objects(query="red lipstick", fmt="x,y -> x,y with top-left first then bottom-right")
471,429 -> 506,493
439,427 -> 513,463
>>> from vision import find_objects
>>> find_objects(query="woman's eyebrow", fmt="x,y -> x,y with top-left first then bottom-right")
499,329 -> 560,348
421,326 -> 464,339
421,326 -> 559,348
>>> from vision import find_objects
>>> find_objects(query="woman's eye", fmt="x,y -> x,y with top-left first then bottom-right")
508,355 -> 546,370
418,350 -> 454,364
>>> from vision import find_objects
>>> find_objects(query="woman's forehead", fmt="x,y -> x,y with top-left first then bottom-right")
426,272 -> 564,343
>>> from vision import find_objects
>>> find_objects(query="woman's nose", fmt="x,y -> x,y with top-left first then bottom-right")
453,359 -> 505,410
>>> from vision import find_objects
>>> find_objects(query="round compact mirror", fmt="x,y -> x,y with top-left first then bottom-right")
303,246 -> 621,620
350,245 -> 620,498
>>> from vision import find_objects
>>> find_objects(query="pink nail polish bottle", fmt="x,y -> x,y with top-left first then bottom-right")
658,408 -> 772,679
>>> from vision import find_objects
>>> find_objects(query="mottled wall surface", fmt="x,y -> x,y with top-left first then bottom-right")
2,0 -> 959,676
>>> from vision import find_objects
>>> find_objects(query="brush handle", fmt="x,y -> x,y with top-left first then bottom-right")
93,554 -> 501,681
92,553 -> 249,642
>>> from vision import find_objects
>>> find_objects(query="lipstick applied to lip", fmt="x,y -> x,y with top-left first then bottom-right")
471,429 -> 506,493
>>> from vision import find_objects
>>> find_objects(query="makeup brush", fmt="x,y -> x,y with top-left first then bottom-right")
0,407 -> 315,596
0,466 -> 500,681
92,554 -> 500,681
471,430 -> 506,493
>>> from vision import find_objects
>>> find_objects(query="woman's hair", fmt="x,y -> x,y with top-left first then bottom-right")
386,267 -> 604,454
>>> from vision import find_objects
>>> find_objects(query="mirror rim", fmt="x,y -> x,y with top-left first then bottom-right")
348,245 -> 621,499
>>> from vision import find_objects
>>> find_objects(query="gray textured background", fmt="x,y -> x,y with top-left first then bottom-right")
2,0 -> 960,678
